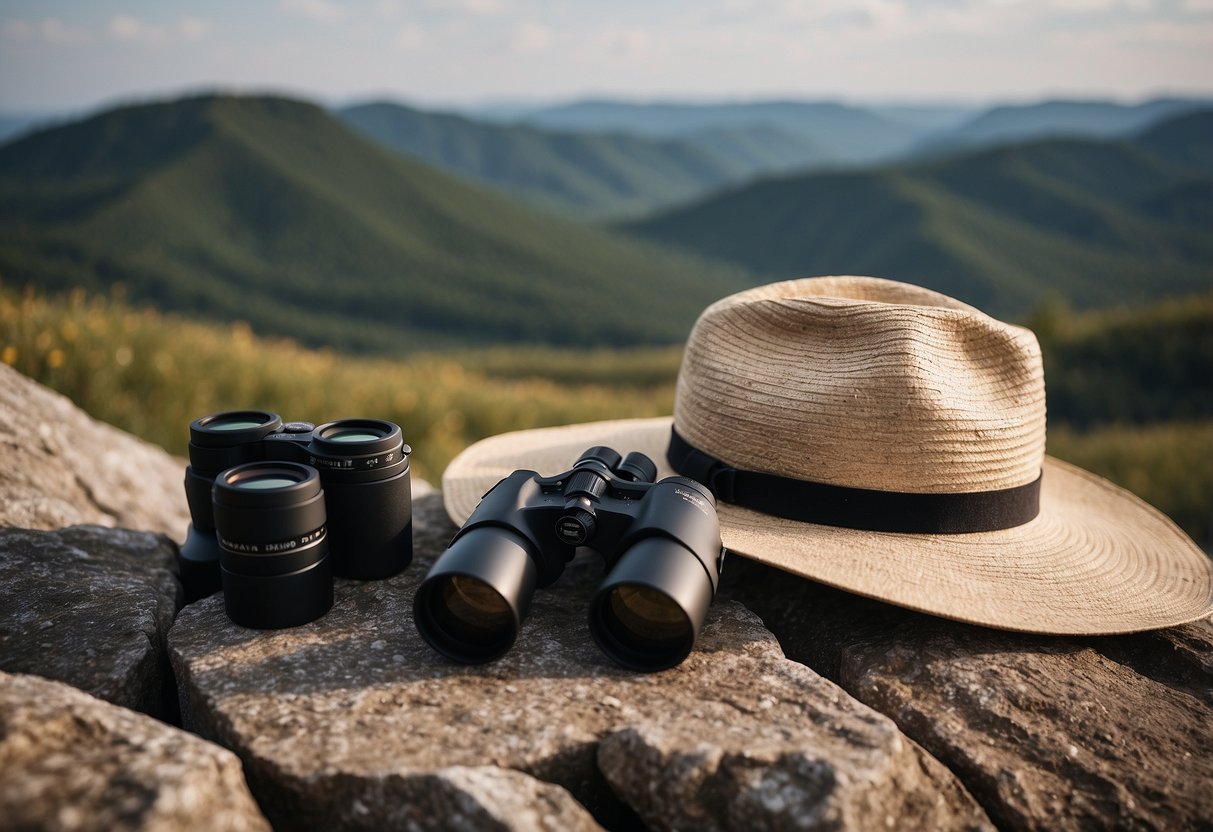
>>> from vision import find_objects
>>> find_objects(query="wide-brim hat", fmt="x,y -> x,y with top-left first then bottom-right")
443,277 -> 1213,634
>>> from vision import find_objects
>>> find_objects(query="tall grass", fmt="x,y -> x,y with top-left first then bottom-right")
0,284 -> 675,482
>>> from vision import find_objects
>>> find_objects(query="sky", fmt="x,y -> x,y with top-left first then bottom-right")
1,0 -> 1212,113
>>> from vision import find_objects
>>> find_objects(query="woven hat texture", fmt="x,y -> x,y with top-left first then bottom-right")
443,277 -> 1213,634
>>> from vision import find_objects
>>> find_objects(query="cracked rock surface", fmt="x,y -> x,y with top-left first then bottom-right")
169,493 -> 991,832
0,363 -> 191,537
0,670 -> 271,832
722,557 -> 1213,831
0,525 -> 181,717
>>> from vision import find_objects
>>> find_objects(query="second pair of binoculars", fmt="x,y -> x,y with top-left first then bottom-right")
415,446 -> 726,672
180,411 -> 413,630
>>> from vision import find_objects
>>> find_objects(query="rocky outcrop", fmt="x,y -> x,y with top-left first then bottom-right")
0,363 -> 191,537
721,558 -> 1213,831
0,671 -> 270,832
0,525 -> 181,718
169,493 -> 992,832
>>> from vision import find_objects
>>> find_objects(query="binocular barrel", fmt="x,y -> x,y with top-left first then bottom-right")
414,449 -> 723,671
589,537 -> 713,672
413,527 -> 538,662
212,461 -> 333,629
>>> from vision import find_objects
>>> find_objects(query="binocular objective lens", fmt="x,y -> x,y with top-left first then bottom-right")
414,527 -> 538,664
589,535 -> 714,671
604,585 -> 691,654
431,575 -> 513,642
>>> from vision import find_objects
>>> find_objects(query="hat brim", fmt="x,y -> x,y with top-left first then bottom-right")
442,417 -> 1213,635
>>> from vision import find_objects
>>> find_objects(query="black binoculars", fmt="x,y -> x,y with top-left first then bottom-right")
414,446 -> 726,671
180,411 -> 412,629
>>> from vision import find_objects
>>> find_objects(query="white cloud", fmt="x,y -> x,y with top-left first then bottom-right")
178,18 -> 212,41
590,27 -> 654,60
1,17 -> 92,44
279,0 -> 347,23
1182,0 -> 1213,11
107,15 -> 211,45
0,19 -> 34,40
431,0 -> 509,14
1051,18 -> 1213,46
376,0 -> 404,18
41,18 -> 91,44
512,21 -> 552,52
107,14 -> 146,41
397,23 -> 426,50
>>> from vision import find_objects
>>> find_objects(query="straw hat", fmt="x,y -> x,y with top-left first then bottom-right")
443,277 -> 1213,634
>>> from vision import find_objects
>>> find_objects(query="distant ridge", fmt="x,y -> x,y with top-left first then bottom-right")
338,101 -> 837,218
337,101 -> 744,218
0,94 -> 751,353
519,99 -> 922,163
913,97 -> 1212,158
621,113 -> 1213,317
1133,109 -> 1213,172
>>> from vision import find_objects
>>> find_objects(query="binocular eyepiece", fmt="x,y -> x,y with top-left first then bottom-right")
414,446 -> 726,672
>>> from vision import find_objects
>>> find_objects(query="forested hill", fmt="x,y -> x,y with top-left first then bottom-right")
620,116 -> 1213,318
0,95 -> 751,353
338,101 -> 748,218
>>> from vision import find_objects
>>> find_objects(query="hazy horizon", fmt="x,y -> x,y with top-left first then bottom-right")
3,83 -> 1211,125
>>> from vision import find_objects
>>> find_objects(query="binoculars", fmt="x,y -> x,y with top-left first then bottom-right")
180,411 -> 413,629
414,446 -> 726,671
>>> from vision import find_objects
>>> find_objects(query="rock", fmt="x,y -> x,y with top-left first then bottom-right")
1085,616 -> 1213,706
255,764 -> 603,832
169,493 -> 991,831
844,630 -> 1213,831
598,721 -> 986,832
0,670 -> 270,832
721,557 -> 1213,831
0,363 -> 191,537
0,525 -> 181,718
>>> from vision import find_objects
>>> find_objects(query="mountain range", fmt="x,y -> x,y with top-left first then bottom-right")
0,95 -> 750,353
620,111 -> 1213,317
911,98 -> 1212,158
338,102 -> 755,219
0,92 -> 1208,353
340,96 -> 1213,220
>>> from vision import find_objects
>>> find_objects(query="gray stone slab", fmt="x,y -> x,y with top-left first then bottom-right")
0,363 -> 190,537
0,670 -> 270,832
0,525 -> 181,717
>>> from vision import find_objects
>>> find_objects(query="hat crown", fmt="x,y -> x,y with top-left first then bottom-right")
673,276 -> 1046,494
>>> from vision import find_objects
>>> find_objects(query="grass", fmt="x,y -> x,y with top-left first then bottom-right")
1048,422 -> 1213,547
0,284 -> 675,483
3,282 -> 1209,547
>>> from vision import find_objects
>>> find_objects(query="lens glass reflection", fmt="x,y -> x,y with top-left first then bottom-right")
605,584 -> 690,655
234,476 -> 297,490
209,419 -> 266,431
432,575 -> 513,646
326,430 -> 382,443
